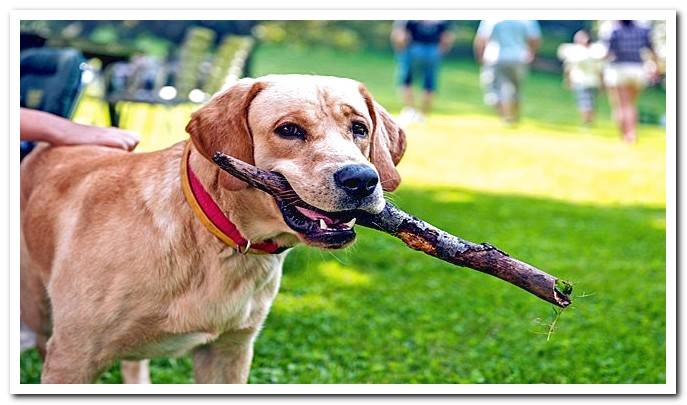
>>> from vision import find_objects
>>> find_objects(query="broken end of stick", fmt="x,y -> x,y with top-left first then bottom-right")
553,279 -> 573,308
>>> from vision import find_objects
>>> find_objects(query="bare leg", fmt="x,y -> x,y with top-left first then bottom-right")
607,85 -> 620,120
581,109 -> 595,125
421,90 -> 433,115
500,100 -> 519,123
193,328 -> 258,384
401,85 -> 414,110
121,360 -> 151,384
499,102 -> 509,121
607,86 -> 624,136
620,85 -> 640,143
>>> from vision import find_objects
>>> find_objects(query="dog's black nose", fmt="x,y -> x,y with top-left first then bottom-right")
333,165 -> 379,199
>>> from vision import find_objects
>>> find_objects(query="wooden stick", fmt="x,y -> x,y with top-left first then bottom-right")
213,152 -> 573,308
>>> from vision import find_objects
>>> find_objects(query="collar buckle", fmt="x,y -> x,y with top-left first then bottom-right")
237,239 -> 252,255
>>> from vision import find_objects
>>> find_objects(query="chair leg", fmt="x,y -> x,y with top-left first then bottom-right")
108,101 -> 120,127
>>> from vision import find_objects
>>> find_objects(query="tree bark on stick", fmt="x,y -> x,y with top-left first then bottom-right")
213,152 -> 573,308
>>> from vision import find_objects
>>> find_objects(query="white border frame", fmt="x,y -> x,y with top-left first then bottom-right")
9,9 -> 676,395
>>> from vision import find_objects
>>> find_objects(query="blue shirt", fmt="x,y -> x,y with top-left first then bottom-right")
403,20 -> 451,45
477,20 -> 541,64
608,24 -> 653,64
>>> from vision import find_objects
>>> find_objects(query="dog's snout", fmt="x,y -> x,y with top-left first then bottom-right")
333,165 -> 379,199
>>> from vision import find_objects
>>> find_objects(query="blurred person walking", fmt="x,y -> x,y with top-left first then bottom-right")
557,29 -> 606,125
391,20 -> 454,125
474,20 -> 541,124
603,20 -> 658,144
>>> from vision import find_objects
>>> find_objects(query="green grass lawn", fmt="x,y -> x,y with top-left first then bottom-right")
20,44 -> 666,384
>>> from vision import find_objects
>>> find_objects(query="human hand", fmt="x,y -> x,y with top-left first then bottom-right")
20,108 -> 140,151
391,29 -> 409,52
439,44 -> 451,56
645,61 -> 661,85
392,39 -> 408,52
55,125 -> 140,151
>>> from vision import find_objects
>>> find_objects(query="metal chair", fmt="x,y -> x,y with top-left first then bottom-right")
20,47 -> 87,159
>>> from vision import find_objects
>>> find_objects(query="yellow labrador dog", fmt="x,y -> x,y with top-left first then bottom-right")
20,75 -> 406,383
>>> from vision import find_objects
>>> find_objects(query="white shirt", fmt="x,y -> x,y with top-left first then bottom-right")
557,42 -> 606,88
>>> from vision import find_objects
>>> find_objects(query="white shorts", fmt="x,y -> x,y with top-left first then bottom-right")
603,63 -> 647,88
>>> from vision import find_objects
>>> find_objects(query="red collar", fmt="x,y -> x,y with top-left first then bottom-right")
180,142 -> 287,255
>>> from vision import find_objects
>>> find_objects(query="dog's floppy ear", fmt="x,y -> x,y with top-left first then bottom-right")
185,78 -> 265,190
359,85 -> 407,192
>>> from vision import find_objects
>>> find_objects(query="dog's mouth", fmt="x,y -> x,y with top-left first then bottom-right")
276,199 -> 357,249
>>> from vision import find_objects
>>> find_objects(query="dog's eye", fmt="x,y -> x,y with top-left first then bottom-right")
275,123 -> 306,140
351,121 -> 369,139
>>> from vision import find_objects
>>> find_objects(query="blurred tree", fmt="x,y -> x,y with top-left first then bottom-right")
254,20 -> 394,53
20,20 -> 257,60
20,19 -> 601,70
174,27 -> 215,99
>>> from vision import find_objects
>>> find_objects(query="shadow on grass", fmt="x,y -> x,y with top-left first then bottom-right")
20,185 -> 666,384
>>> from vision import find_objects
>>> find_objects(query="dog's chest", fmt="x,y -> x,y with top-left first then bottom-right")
126,332 -> 220,360
163,249 -> 286,341
125,250 -> 286,359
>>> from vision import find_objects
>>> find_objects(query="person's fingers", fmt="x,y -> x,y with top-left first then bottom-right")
104,129 -> 140,151
122,132 -> 140,150
124,137 -> 139,151
100,134 -> 131,151
105,137 -> 128,150
122,130 -> 140,143
116,139 -> 129,151
123,131 -> 140,151
118,137 -> 136,151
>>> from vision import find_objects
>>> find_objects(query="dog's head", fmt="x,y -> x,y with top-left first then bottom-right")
186,75 -> 406,249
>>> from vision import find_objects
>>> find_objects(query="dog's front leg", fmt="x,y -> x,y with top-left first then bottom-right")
192,328 -> 258,384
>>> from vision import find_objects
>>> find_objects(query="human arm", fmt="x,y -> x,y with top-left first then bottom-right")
562,66 -> 572,89
439,23 -> 455,54
473,21 -> 490,64
526,37 -> 541,63
643,28 -> 661,82
390,21 -> 410,51
473,35 -> 487,64
20,108 -> 139,151
525,21 -> 542,63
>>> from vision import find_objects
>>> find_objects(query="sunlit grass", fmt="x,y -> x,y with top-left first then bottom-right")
400,114 -> 665,206
272,293 -> 334,314
317,261 -> 371,287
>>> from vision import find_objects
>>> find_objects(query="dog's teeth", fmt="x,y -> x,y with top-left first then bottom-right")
319,219 -> 327,230
345,218 -> 357,228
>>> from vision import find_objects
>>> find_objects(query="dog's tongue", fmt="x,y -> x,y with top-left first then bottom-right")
295,206 -> 337,225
